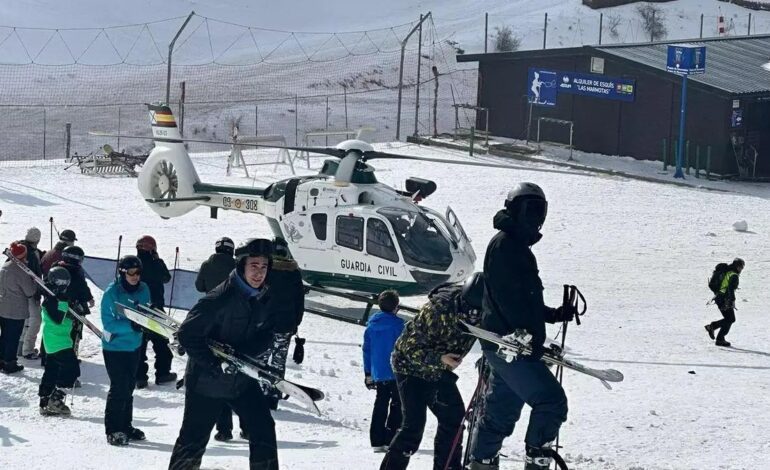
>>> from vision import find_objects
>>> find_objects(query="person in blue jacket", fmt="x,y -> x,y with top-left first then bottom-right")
363,289 -> 405,452
100,255 -> 151,447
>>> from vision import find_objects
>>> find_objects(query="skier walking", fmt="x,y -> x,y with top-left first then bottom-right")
38,267 -> 80,416
134,235 -> 176,388
467,183 -> 574,470
705,258 -> 745,347
363,289 -> 405,452
379,273 -> 484,470
101,255 -> 151,446
169,239 -> 279,470
0,242 -> 37,374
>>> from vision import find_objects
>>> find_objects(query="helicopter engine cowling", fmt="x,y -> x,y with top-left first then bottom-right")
405,177 -> 437,200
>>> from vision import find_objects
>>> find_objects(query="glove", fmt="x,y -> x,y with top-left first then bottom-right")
292,336 -> 305,365
364,375 -> 376,390
552,306 -> 575,323
129,321 -> 143,332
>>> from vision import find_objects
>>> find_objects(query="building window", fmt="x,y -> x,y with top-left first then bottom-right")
367,218 -> 399,262
311,213 -> 327,241
336,215 -> 364,251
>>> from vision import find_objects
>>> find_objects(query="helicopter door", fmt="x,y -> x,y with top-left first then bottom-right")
283,178 -> 301,214
446,206 -> 470,244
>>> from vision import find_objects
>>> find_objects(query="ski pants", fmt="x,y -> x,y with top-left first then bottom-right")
39,348 -> 79,397
137,329 -> 174,381
470,350 -> 568,461
370,379 -> 402,447
169,384 -> 278,470
0,317 -> 25,364
20,297 -> 42,356
103,349 -> 140,435
710,299 -> 736,341
380,373 -> 465,470
216,404 -> 246,434
257,332 -> 292,399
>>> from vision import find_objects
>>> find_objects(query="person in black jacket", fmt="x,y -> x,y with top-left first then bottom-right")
134,235 -> 176,388
705,258 -> 745,347
169,238 -> 278,470
58,246 -> 95,377
259,237 -> 305,410
468,183 -> 574,470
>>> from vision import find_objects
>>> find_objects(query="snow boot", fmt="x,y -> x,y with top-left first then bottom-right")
379,449 -> 411,470
524,445 -> 568,470
704,324 -> 715,340
214,430 -> 233,442
136,378 -> 148,389
107,432 -> 129,446
23,350 -> 40,360
39,396 -> 49,412
155,372 -> 178,386
715,338 -> 731,347
468,456 -> 499,469
42,388 -> 71,416
1,362 -> 24,374
128,427 -> 146,441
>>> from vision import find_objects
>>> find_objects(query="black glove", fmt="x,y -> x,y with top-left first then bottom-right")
529,344 -> 546,361
292,336 -> 305,364
364,374 -> 376,390
129,321 -> 143,332
552,306 -> 575,323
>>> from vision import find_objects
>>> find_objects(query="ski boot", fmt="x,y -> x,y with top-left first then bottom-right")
42,388 -> 71,416
524,444 -> 568,470
136,378 -> 149,389
1,362 -> 24,374
107,432 -> 129,446
379,449 -> 411,470
214,430 -> 233,442
128,427 -> 146,441
715,338 -> 731,347
704,324 -> 715,340
467,455 -> 499,469
155,372 -> 178,386
23,349 -> 40,360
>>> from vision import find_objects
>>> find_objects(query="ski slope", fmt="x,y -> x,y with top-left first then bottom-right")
0,144 -> 768,470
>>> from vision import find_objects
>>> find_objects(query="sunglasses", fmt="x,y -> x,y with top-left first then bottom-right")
125,269 -> 141,277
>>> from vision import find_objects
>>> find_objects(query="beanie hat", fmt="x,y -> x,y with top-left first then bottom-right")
136,235 -> 157,252
25,227 -> 42,243
10,241 -> 27,259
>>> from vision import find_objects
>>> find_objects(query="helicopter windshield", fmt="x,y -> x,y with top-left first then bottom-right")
378,207 -> 452,271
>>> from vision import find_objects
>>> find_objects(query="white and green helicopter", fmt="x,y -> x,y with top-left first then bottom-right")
97,103 -> 580,300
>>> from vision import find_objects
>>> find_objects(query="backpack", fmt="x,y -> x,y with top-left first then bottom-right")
708,263 -> 729,294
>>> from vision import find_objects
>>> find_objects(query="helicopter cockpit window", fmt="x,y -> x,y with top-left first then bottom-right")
336,215 -> 364,251
311,213 -> 327,241
366,218 -> 399,263
378,207 -> 452,271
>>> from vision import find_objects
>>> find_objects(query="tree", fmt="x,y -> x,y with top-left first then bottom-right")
636,4 -> 667,41
494,26 -> 521,52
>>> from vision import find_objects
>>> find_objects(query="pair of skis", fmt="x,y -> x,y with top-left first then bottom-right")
114,301 -> 324,415
3,249 -> 111,342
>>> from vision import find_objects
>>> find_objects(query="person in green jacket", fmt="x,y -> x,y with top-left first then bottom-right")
38,266 -> 80,416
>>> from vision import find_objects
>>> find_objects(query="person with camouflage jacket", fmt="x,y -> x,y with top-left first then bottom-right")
379,273 -> 484,470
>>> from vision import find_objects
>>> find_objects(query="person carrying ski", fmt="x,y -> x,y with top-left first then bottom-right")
101,255 -> 151,446
363,289 -> 405,452
169,238 -> 279,470
0,242 -> 37,374
58,245 -> 95,361
38,266 -> 80,416
705,258 -> 745,347
379,273 -> 485,470
468,183 -> 575,470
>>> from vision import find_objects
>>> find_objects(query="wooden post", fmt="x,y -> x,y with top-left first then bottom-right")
662,138 -> 668,171
65,122 -> 71,161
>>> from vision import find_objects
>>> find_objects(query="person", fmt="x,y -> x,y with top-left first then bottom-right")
41,229 -> 77,274
59,245 -> 95,359
101,255 -> 151,446
0,242 -> 37,374
38,266 -> 80,416
134,235 -> 176,388
20,227 -> 44,360
705,258 -> 745,347
169,238 -> 278,470
193,236 -> 241,442
363,289 -> 405,452
379,273 -> 485,470
468,183 -> 575,470
259,237 -> 305,410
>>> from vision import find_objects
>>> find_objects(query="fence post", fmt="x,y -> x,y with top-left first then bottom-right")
179,81 -> 186,136
662,138 -> 668,171
706,146 -> 712,178
414,13 -> 424,137
43,108 -> 47,160
748,13 -> 752,35
685,140 -> 690,175
344,86 -> 349,129
325,95 -> 329,146
295,94 -> 299,146
695,145 -> 701,178
166,11 -> 195,105
598,13 -> 603,45
65,122 -> 71,161
484,12 -> 489,53
700,14 -> 704,38
255,105 -> 259,137
469,127 -> 475,157
117,106 -> 121,151
543,13 -> 548,49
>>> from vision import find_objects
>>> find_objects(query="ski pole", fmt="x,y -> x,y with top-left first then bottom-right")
168,246 -> 179,313
114,235 -> 123,278
49,217 -> 54,250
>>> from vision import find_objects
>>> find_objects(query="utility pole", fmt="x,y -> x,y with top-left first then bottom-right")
396,12 -> 431,140
166,11 -> 195,105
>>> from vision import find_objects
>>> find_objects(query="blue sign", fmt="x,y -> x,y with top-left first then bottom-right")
527,68 -> 558,106
731,109 -> 743,128
557,72 -> 636,102
666,44 -> 706,75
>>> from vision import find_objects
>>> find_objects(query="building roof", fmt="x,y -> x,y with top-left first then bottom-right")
458,35 -> 770,96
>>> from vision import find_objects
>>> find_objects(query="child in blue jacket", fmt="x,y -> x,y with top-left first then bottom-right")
363,290 -> 405,451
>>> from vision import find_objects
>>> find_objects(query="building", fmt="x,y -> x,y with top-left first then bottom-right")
458,35 -> 770,177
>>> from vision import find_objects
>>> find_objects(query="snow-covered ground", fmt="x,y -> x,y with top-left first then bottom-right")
1,143 -> 768,470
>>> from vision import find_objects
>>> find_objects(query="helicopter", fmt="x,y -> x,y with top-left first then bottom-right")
94,103 -> 584,299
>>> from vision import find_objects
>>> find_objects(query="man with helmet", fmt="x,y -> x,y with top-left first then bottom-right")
38,266 -> 79,416
58,245 -> 95,372
379,272 -> 485,470
101,255 -> 151,446
169,238 -> 279,470
134,235 -> 176,388
468,183 -> 575,470
705,257 -> 745,347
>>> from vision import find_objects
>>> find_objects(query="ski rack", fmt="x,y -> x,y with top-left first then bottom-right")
303,284 -> 419,325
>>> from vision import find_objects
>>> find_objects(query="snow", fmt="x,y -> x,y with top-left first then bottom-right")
1,144 -> 769,469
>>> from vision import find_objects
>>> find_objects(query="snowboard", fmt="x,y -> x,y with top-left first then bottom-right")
461,322 -> 624,390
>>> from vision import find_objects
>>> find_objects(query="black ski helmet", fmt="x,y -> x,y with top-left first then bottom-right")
46,266 -> 71,294
461,272 -> 485,311
118,255 -> 143,274
59,229 -> 77,243
504,182 -> 548,236
234,238 -> 273,274
215,237 -> 235,255
62,245 -> 85,265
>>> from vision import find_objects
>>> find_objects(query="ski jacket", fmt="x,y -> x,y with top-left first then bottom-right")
21,241 -> 43,276
100,279 -> 151,352
363,310 -> 405,382
177,271 -> 275,400
480,210 -> 559,351
195,252 -> 235,293
719,270 -> 740,302
41,296 -> 73,354
0,260 -> 37,320
391,284 -> 476,382
60,262 -> 93,311
41,242 -> 67,274
137,250 -> 171,308
266,257 -> 305,334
